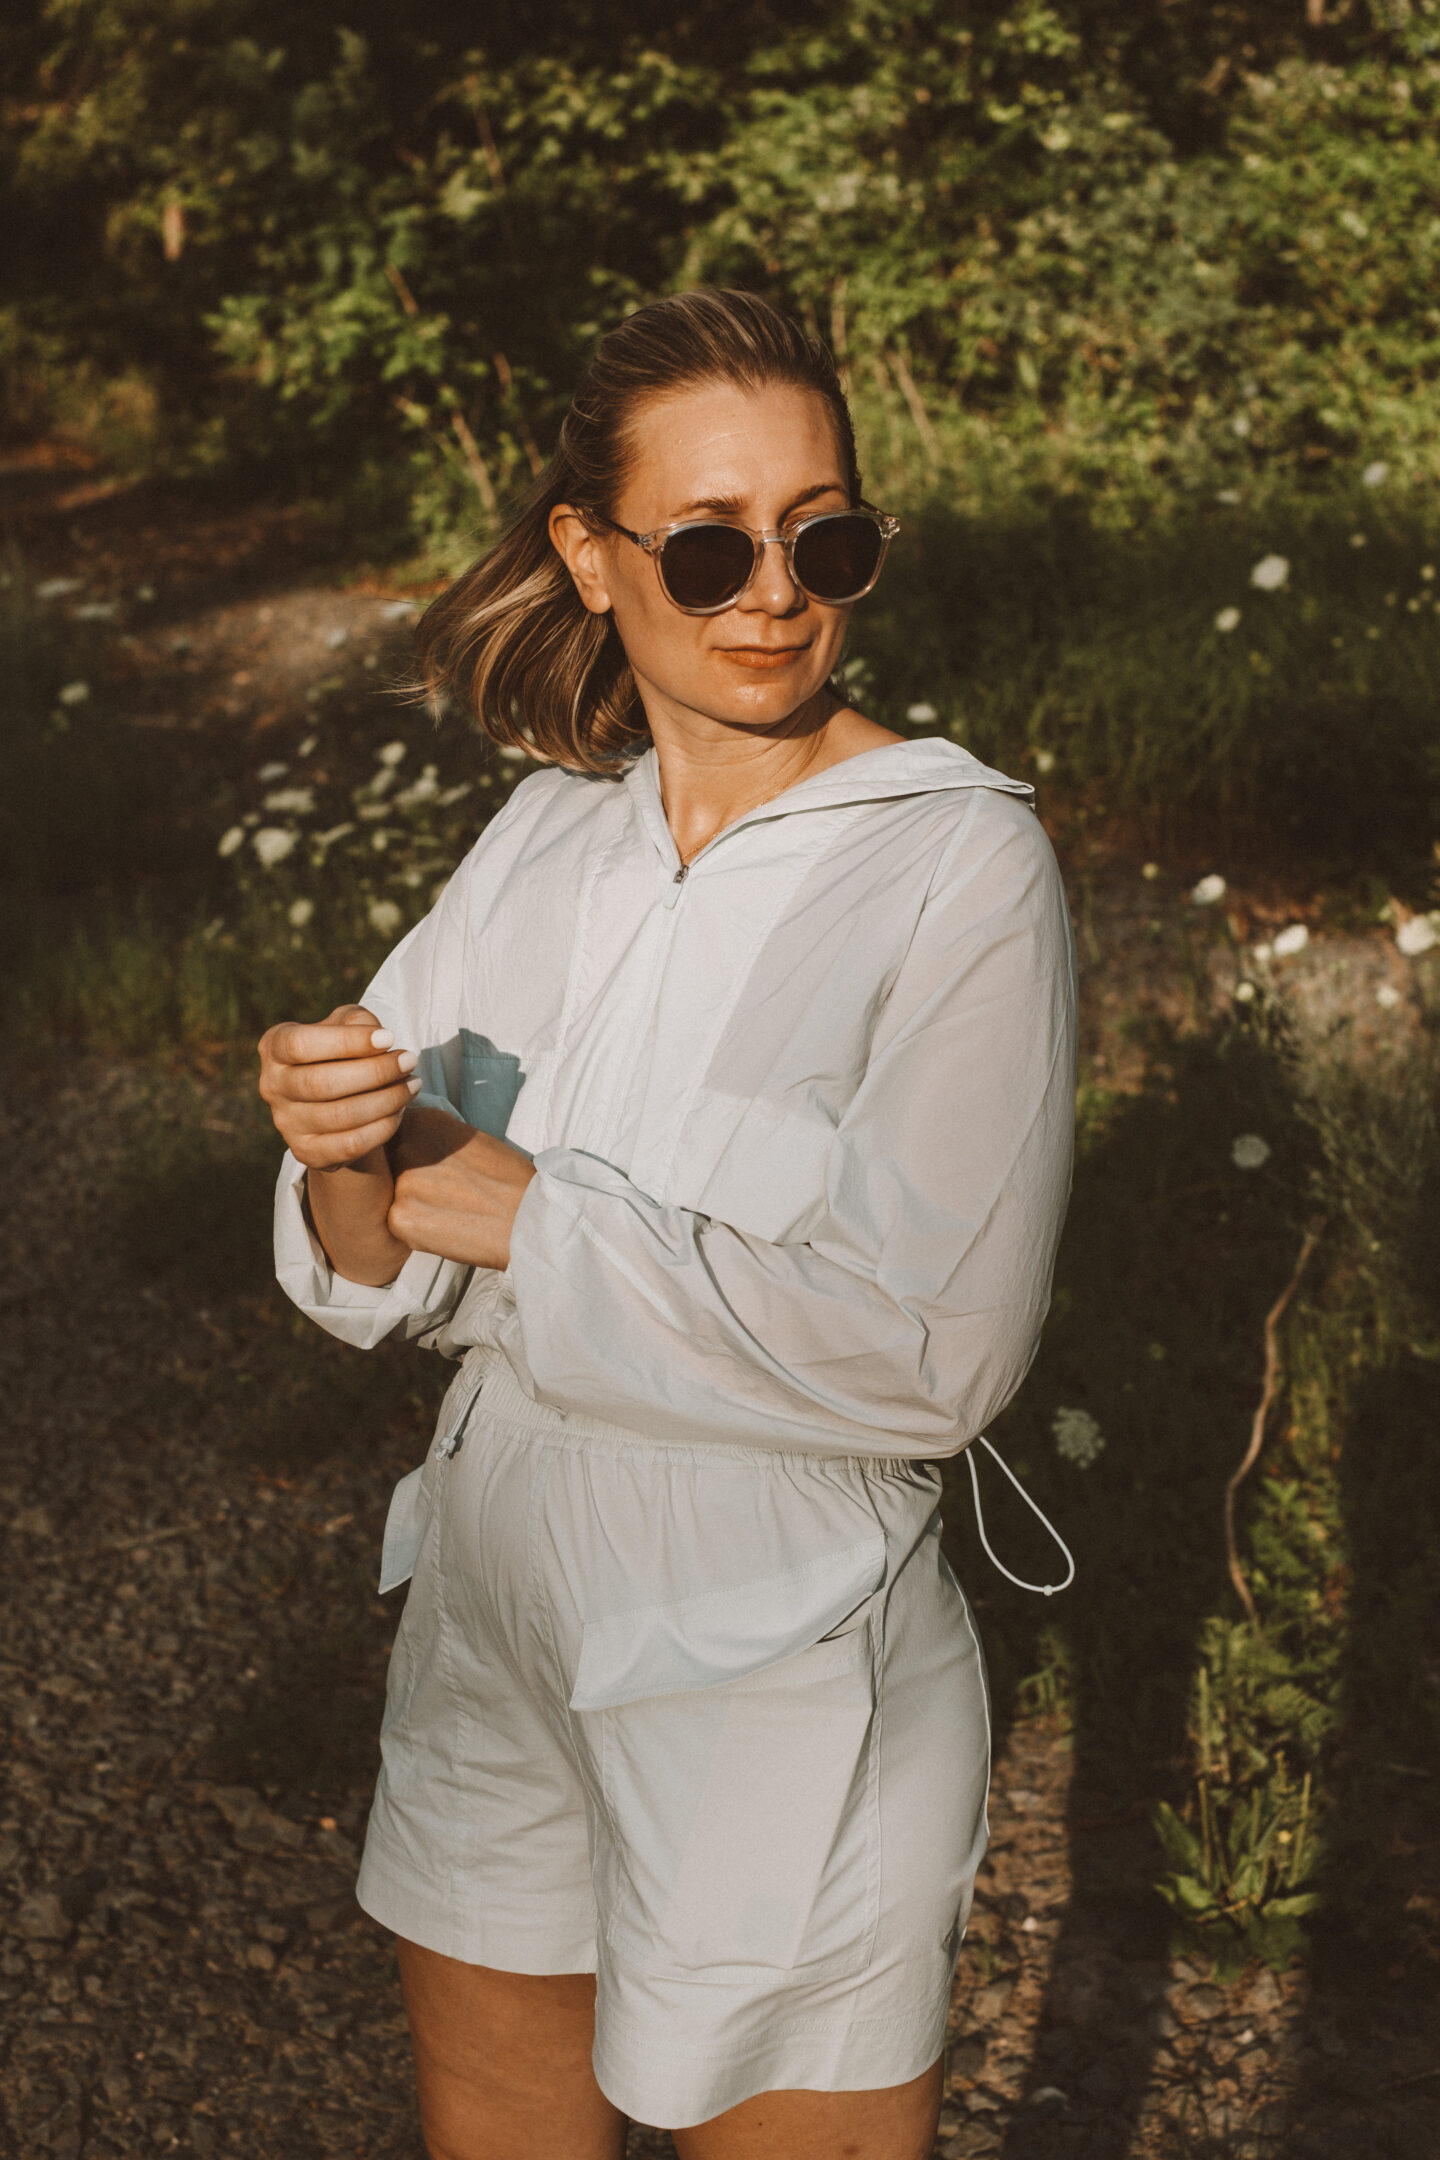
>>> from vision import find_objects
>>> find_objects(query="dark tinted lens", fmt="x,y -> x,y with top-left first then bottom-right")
660,524 -> 756,609
792,514 -> 883,601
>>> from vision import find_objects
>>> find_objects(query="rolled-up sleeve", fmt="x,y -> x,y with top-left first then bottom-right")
502,797 -> 1077,1459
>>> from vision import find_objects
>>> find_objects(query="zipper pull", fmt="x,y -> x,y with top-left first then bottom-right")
673,861 -> 689,885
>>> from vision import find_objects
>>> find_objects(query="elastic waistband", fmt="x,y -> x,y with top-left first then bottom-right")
460,1351 -> 930,1478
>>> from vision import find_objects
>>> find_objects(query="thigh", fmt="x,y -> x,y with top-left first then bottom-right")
673,2058 -> 943,2160
396,1939 -> 627,2160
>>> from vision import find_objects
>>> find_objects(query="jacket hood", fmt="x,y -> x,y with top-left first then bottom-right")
624,737 -> 1032,871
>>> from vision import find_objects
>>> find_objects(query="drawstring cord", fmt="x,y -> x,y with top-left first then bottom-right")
965,1436 -> 1075,1597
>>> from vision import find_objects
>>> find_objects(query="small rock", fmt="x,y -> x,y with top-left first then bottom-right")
1188,1984 -> 1225,2019
950,2036 -> 986,2078
1248,1969 -> 1283,2012
211,1787 -> 306,1853
15,1891 -> 71,1942
1028,2085 -> 1068,2109
245,1942 -> 276,1972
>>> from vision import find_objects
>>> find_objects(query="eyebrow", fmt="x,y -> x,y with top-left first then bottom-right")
669,480 -> 850,520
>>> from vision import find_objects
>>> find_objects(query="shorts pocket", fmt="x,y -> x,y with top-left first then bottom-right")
594,1614 -> 881,1983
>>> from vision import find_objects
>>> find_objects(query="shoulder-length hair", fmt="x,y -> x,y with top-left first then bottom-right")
414,288 -> 862,775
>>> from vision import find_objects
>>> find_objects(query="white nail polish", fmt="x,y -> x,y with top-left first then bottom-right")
406,1076 -> 423,1094
370,1028 -> 394,1050
396,1049 -> 418,1074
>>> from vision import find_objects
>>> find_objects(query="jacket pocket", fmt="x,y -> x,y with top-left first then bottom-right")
581,1537 -> 885,1984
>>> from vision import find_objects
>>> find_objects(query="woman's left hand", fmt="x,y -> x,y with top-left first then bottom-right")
388,1106 -> 537,1271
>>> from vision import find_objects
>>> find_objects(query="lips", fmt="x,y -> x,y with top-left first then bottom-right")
719,645 -> 808,667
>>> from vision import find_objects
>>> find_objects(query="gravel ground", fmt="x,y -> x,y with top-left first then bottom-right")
5,1057 -> 1435,2160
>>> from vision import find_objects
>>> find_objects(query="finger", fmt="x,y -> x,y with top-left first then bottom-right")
295,1110 -> 410,1170
265,1020 -> 409,1072
275,1051 -> 419,1105
289,1078 -> 421,1136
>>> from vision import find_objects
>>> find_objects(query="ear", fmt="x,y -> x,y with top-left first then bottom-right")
549,504 -> 615,616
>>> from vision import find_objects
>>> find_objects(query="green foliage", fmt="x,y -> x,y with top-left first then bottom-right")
7,0 -> 1440,508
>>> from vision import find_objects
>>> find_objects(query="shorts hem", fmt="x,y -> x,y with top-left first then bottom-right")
593,1993 -> 951,2129
357,1841 -> 598,1975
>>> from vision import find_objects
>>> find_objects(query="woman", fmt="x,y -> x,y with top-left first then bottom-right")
260,289 -> 1076,2160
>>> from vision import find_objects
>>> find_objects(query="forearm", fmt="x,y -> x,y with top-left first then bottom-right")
306,1145 -> 410,1286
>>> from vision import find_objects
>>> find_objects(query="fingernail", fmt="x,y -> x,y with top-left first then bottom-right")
406,1076 -> 423,1094
396,1049 -> 418,1074
370,1028 -> 394,1050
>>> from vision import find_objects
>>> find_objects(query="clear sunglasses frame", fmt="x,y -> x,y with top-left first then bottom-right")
597,504 -> 901,615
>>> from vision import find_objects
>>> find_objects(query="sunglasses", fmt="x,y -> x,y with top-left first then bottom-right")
597,505 -> 900,615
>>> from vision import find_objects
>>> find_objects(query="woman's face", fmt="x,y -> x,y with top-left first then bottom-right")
553,379 -> 855,738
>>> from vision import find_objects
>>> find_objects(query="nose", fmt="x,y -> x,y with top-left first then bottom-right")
737,531 -> 803,614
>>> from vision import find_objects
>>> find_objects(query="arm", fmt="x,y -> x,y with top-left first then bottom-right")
497,799 -> 1077,1458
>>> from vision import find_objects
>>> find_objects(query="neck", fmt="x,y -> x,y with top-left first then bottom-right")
648,689 -> 841,863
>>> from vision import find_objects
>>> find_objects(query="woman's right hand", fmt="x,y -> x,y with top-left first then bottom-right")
257,1003 -> 423,1169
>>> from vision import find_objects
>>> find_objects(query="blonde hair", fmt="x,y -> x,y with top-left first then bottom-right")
415,288 -> 862,775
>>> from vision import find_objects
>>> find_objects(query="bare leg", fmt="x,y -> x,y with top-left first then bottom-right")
396,1938 -> 627,2160
673,2056 -> 943,2160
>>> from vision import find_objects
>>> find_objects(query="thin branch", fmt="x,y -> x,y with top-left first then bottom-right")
888,345 -> 941,467
1225,1220 -> 1324,1625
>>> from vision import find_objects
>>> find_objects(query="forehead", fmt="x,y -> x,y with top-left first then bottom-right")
618,378 -> 848,516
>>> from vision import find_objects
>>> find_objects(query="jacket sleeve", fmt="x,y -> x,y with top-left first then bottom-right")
501,798 -> 1077,1458
272,866 -> 477,1352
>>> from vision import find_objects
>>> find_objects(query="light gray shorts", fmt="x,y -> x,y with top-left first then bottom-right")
357,1355 -> 991,2129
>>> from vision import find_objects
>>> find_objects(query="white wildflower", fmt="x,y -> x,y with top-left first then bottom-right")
1033,748 -> 1056,775
1231,413 -> 1252,438
1250,554 -> 1290,592
263,787 -> 315,815
1252,941 -> 1273,963
368,898 -> 402,936
1231,1133 -> 1271,1170
1234,980 -> 1257,1003
1362,460 -> 1389,488
1375,982 -> 1402,1010
1349,532 -> 1368,548
217,825 -> 245,858
1191,873 -> 1227,906
287,897 -> 315,928
35,577 -> 83,601
906,702 -> 938,724
1273,924 -> 1310,957
1396,913 -> 1440,957
297,733 -> 318,757
376,740 -> 407,766
252,826 -> 297,869
395,768 -> 440,810
1215,606 -> 1241,633
1141,862 -> 1160,881
1216,489 -> 1241,505
371,830 -> 389,851
1053,1407 -> 1106,1468
57,681 -> 90,706
257,761 -> 288,782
